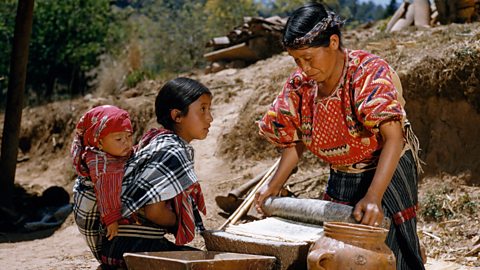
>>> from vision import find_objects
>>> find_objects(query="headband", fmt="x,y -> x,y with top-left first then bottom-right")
291,11 -> 345,48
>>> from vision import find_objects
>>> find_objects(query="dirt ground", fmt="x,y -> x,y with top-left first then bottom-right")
0,21 -> 479,269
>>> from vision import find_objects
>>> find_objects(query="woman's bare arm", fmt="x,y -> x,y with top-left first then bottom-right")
144,201 -> 177,227
353,120 -> 404,226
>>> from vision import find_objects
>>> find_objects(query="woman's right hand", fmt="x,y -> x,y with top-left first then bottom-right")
254,184 -> 282,215
255,144 -> 304,214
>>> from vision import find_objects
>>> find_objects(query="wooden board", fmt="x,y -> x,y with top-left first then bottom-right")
124,251 -> 276,270
203,42 -> 259,62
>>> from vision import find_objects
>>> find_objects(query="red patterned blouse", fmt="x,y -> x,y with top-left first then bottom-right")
258,49 -> 406,169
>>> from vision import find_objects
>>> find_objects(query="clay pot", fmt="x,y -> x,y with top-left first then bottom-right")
307,222 -> 396,270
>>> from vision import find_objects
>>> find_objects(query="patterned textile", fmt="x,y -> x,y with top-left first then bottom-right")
72,177 -> 102,262
172,182 -> 206,245
121,131 -> 206,245
83,148 -> 128,226
71,105 -> 132,226
71,105 -> 132,177
323,151 -> 425,270
258,49 -> 405,167
134,127 -> 171,151
291,11 -> 345,48
72,177 -> 167,264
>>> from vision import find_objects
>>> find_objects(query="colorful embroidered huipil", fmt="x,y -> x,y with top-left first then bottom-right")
259,50 -> 405,168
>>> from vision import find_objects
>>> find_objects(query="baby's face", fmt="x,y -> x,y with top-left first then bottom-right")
100,131 -> 133,157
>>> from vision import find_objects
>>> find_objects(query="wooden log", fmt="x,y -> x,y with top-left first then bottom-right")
206,36 -> 230,48
218,159 -> 280,230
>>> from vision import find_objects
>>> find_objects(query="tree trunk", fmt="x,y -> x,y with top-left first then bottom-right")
0,0 -> 35,213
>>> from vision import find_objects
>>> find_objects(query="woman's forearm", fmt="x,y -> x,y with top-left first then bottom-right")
255,143 -> 304,212
366,121 -> 404,201
144,201 -> 177,227
268,143 -> 305,191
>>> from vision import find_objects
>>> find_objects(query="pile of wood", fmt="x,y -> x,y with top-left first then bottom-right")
204,16 -> 287,73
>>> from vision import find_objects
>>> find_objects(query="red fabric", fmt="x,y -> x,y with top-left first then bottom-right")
71,105 -> 132,177
134,127 -> 173,151
322,193 -> 353,206
71,105 -> 133,226
393,205 -> 417,225
258,50 -> 405,166
172,182 -> 206,245
83,150 -> 128,226
78,105 -> 132,148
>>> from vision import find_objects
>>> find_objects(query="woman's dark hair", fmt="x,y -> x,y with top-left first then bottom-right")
283,3 -> 343,49
155,77 -> 212,131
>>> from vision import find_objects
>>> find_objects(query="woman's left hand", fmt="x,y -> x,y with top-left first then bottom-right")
352,120 -> 403,227
353,194 -> 384,226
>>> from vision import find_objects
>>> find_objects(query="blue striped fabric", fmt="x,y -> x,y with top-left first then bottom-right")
325,150 -> 425,270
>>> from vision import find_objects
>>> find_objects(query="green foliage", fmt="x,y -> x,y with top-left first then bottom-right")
0,0 -> 18,104
27,0 -> 113,98
0,0 -> 120,107
125,69 -> 151,88
384,0 -> 398,18
259,0 -> 386,24
1,0 -> 392,106
132,0 -> 260,74
421,188 -> 478,222
205,0 -> 258,36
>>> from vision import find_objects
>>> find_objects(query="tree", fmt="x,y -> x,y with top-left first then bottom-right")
0,0 -> 115,107
27,0 -> 112,99
384,0 -> 398,18
260,0 -> 340,17
205,0 -> 258,36
0,0 -> 34,225
0,1 -> 19,107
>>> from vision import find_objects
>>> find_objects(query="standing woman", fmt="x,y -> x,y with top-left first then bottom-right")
254,3 -> 425,270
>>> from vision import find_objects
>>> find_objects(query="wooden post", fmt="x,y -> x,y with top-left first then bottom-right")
0,0 -> 35,212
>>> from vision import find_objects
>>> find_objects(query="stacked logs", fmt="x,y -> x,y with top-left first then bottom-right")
204,16 -> 287,73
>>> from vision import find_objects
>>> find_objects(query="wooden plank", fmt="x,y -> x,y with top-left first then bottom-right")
203,42 -> 259,62
124,251 -> 276,270
206,36 -> 230,48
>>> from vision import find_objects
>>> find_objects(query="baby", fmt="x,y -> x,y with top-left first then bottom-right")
71,105 -> 133,241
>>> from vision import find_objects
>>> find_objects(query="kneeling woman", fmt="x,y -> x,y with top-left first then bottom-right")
102,77 -> 213,269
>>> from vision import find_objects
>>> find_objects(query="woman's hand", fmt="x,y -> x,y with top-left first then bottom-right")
354,120 -> 403,227
106,221 -> 119,240
254,144 -> 304,215
254,184 -> 282,215
353,194 -> 384,226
